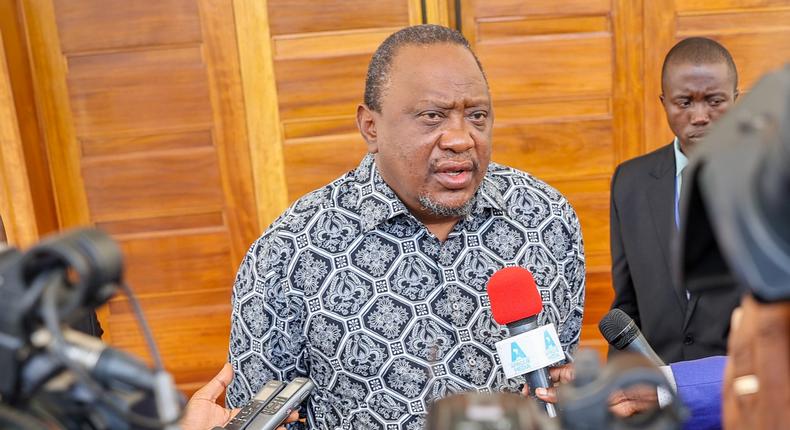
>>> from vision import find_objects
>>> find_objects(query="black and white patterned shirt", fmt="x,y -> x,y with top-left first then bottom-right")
227,154 -> 585,429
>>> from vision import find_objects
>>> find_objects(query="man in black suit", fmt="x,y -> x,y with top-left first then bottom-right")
610,37 -> 742,363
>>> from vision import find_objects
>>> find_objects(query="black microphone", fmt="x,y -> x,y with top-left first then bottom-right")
599,309 -> 665,366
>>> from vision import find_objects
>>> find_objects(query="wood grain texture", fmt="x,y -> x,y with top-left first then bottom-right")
478,15 -> 610,42
15,0 -> 261,394
67,47 -> 213,137
267,0 -> 410,35
612,0 -> 646,164
81,148 -> 224,222
0,30 -> 38,247
234,0 -> 289,231
275,53 -> 370,120
478,35 -> 613,102
283,133 -> 369,202
0,0 -> 58,237
52,0 -> 202,54
492,119 -> 614,182
273,27 -> 399,61
21,0 -> 91,227
197,0 -> 260,265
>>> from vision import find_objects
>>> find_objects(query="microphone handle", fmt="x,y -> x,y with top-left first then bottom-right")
525,367 -> 557,417
624,333 -> 666,366
508,317 -> 557,417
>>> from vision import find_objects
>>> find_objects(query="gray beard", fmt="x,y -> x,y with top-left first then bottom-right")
418,194 -> 474,219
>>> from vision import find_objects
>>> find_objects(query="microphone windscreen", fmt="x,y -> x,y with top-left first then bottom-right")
598,308 -> 639,350
486,267 -> 542,325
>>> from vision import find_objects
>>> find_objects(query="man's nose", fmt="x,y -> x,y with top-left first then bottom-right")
689,104 -> 711,125
438,116 -> 475,153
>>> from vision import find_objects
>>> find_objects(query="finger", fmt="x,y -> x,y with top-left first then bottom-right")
228,408 -> 241,420
192,363 -> 234,401
730,306 -> 743,330
549,364 -> 575,384
535,387 -> 558,404
284,410 -> 300,423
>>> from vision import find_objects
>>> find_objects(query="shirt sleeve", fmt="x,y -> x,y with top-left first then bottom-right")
557,198 -> 586,355
226,229 -> 308,408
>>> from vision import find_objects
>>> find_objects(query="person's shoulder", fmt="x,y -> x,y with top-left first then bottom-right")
615,143 -> 673,178
252,168 -> 355,241
488,162 -> 570,204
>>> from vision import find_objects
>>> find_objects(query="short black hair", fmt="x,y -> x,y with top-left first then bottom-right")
661,37 -> 738,94
364,24 -> 486,112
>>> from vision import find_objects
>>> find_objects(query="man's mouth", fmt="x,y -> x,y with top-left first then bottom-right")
433,161 -> 476,189
688,130 -> 708,140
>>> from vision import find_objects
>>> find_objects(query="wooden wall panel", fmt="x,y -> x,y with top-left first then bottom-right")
479,36 -> 613,101
107,290 -> 232,392
0,30 -> 38,247
0,0 -> 58,237
492,120 -> 614,182
67,47 -> 213,136
19,0 -> 259,394
81,149 -> 224,221
268,0 -> 411,35
282,134 -> 368,202
275,54 -> 370,120
53,0 -> 202,53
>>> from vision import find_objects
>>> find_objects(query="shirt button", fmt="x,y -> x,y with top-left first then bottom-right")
683,335 -> 694,345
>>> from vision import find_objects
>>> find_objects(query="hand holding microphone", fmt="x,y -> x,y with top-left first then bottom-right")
486,266 -> 566,417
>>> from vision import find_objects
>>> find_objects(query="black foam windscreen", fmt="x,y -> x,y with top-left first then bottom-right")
598,309 -> 638,350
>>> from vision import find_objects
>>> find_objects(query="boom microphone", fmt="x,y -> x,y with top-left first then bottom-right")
487,266 -> 559,417
599,309 -> 665,366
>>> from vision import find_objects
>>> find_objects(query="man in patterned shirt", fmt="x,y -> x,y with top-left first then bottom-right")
226,25 -> 585,429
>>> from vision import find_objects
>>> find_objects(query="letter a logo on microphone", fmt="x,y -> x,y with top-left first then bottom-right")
510,342 -> 530,372
544,330 -> 562,362
511,342 -> 527,362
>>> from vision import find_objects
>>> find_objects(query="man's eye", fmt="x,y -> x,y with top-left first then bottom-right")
709,99 -> 723,107
469,111 -> 488,121
421,112 -> 442,121
677,100 -> 691,108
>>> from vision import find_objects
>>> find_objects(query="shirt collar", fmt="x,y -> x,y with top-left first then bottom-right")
673,137 -> 689,177
351,154 -> 506,232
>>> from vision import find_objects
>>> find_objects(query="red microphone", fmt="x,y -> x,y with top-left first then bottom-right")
487,266 -> 557,417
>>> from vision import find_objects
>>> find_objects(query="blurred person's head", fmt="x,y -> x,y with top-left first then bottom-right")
660,37 -> 738,154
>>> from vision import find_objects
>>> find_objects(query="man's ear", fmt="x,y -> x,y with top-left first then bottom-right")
734,89 -> 740,101
356,104 -> 379,154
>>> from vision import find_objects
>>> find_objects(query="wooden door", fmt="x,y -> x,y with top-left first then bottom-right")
20,0 -> 259,393
457,0 -> 645,356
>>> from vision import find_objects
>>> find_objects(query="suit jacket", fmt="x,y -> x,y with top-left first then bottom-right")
670,356 -> 726,430
610,143 -> 740,363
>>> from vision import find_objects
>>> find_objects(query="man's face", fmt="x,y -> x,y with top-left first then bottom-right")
661,61 -> 737,153
358,43 -> 492,224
